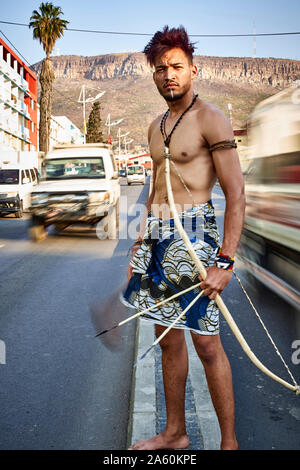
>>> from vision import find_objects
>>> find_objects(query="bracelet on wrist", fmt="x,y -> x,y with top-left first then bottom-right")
214,248 -> 235,271
127,239 -> 143,257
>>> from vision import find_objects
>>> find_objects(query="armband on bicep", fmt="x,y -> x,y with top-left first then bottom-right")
209,139 -> 237,153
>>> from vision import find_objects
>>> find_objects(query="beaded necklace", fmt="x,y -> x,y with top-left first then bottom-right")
160,94 -> 198,147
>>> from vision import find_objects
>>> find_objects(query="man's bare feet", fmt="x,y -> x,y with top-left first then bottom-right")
220,438 -> 238,450
129,432 -> 190,450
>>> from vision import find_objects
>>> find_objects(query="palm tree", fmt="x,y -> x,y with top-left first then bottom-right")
29,2 -> 69,153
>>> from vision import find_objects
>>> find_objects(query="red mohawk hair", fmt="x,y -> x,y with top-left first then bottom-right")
143,25 -> 195,66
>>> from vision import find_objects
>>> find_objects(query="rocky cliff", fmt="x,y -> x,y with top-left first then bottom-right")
195,56 -> 300,88
33,52 -> 300,88
32,52 -> 300,146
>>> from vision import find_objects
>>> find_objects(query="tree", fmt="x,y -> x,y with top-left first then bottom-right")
86,101 -> 104,143
29,2 -> 69,153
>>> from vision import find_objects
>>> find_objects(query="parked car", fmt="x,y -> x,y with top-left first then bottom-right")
127,165 -> 146,185
119,169 -> 127,177
29,143 -> 120,241
0,162 -> 38,218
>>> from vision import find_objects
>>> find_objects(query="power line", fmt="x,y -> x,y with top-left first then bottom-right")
0,29 -> 80,107
0,29 -> 34,69
0,29 -> 104,110
1,20 -> 300,38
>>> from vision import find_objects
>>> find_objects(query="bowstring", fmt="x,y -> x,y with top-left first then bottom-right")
169,158 -> 299,388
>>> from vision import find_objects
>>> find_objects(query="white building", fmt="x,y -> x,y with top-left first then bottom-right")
0,38 -> 38,153
37,107 -> 85,150
53,116 -> 84,146
49,115 -> 66,149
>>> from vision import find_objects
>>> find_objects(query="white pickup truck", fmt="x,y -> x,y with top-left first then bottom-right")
29,143 -> 120,241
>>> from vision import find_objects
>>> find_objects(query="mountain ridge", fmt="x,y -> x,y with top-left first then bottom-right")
32,52 -> 300,87
32,53 -> 300,147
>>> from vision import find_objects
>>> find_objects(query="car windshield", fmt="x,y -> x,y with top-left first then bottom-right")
128,166 -> 143,175
44,158 -> 105,179
0,169 -> 19,184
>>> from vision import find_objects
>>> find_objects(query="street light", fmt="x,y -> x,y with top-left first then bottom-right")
105,114 -> 124,143
78,85 -> 106,143
124,137 -> 134,154
117,128 -> 130,156
227,103 -> 233,127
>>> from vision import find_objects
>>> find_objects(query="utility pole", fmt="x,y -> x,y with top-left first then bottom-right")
105,114 -> 124,144
78,85 -> 106,144
124,137 -> 133,154
117,128 -> 130,156
227,103 -> 233,127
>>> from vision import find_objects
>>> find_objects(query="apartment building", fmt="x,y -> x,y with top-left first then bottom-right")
36,107 -> 85,150
0,37 -> 38,152
53,116 -> 84,146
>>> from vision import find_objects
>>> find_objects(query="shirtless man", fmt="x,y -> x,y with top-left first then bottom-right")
127,26 -> 245,451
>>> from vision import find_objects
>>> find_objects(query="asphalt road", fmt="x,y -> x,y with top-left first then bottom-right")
0,178 -> 149,450
0,179 -> 299,450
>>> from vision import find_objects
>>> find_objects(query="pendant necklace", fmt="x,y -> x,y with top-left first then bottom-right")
160,94 -> 198,148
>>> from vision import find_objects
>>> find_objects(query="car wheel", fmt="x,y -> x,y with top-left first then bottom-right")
29,215 -> 47,242
15,200 -> 23,218
104,205 -> 118,239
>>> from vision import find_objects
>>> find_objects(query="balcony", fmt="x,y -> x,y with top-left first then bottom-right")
1,95 -> 30,119
0,89 -> 10,102
0,121 -> 31,143
0,59 -> 30,95
20,126 -> 30,143
18,101 -> 30,118
20,78 -> 29,92
4,98 -> 18,113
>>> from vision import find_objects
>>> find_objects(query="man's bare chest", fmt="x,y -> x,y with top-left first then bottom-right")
150,119 -> 207,165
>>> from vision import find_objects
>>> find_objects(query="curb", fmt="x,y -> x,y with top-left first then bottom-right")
128,319 -> 221,450
127,319 -> 156,448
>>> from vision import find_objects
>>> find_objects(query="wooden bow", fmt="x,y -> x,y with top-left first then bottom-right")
164,147 -> 299,394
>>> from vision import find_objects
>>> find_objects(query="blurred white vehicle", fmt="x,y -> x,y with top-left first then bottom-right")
127,165 -> 146,185
238,82 -> 300,310
0,160 -> 38,218
29,144 -> 120,241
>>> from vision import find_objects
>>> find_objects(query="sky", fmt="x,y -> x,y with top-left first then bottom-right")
0,0 -> 300,66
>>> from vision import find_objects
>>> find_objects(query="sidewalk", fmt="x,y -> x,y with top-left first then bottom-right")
127,318 -> 221,450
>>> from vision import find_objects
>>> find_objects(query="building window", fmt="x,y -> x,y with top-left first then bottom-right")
31,121 -> 35,132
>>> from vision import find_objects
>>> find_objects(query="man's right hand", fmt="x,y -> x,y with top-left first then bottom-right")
127,263 -> 134,281
127,244 -> 141,281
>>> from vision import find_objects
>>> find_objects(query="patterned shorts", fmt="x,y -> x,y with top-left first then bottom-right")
122,201 -> 220,335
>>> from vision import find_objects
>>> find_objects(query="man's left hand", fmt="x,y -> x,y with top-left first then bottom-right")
198,266 -> 232,300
